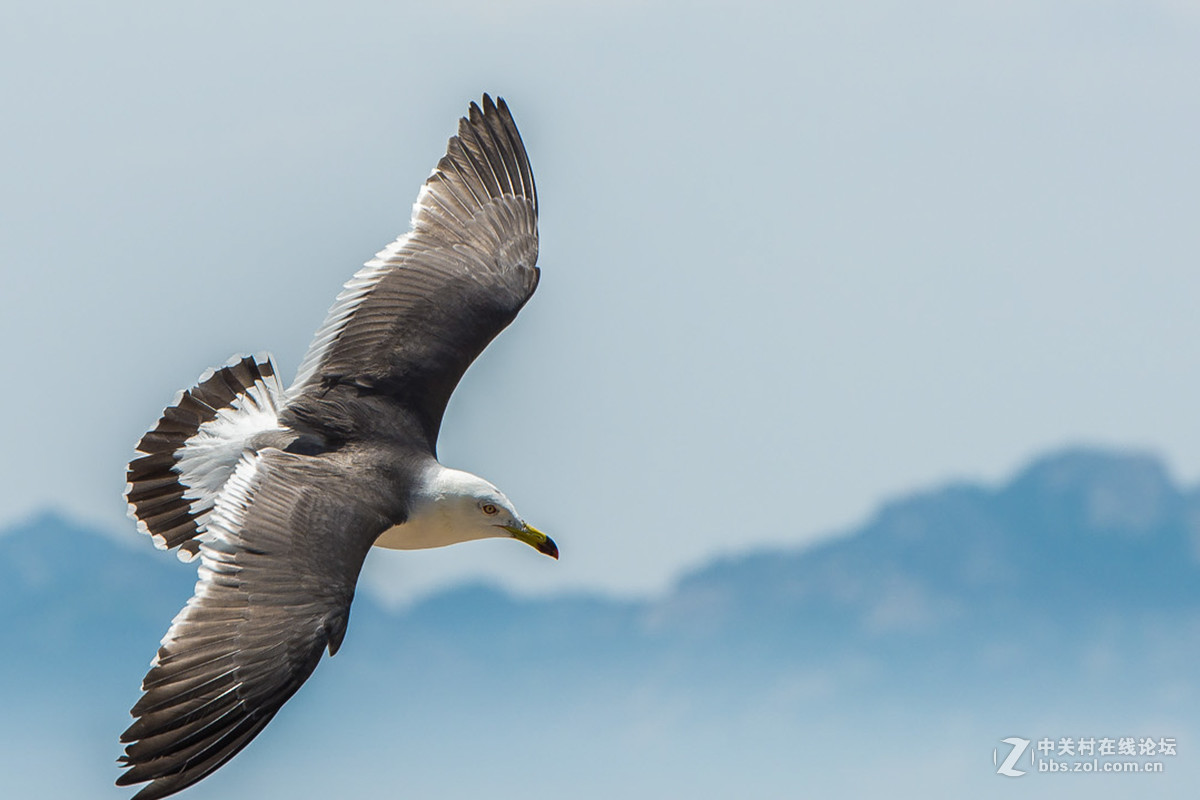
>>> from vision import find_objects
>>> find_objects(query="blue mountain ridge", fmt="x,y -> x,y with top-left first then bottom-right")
3,447 -> 1198,799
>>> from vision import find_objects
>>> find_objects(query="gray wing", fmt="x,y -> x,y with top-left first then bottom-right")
117,450 -> 388,800
284,94 -> 539,450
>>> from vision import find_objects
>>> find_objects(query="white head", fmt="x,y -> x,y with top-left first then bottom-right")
373,464 -> 557,557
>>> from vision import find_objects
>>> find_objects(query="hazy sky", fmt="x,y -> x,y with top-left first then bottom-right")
3,0 -> 1199,604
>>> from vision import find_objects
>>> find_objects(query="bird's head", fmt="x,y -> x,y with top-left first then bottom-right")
404,465 -> 557,558
464,478 -> 558,559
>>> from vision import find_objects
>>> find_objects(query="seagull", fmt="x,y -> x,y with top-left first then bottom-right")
117,95 -> 555,800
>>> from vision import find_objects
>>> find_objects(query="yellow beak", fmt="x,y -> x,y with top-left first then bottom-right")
503,522 -> 559,560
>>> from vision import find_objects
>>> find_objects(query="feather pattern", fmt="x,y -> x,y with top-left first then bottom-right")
284,94 -> 539,450
117,450 -> 390,800
125,356 -> 284,560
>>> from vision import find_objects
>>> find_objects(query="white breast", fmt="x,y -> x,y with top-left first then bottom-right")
372,464 -> 505,551
374,514 -> 478,550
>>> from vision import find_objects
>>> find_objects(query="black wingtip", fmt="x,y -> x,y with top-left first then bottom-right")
470,93 -> 506,122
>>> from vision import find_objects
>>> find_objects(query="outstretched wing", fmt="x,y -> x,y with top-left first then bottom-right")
117,450 -> 388,800
284,94 -> 539,450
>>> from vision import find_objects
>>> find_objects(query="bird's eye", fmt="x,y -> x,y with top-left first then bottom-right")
482,503 -> 498,516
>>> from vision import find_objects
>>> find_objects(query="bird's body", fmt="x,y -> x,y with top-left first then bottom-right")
117,95 -> 554,800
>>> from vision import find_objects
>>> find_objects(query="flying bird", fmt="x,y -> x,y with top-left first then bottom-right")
118,95 -> 554,799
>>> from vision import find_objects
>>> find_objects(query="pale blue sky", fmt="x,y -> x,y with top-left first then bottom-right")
2,0 -> 1199,603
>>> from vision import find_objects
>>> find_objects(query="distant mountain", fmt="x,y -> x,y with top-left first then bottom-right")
644,449 -> 1200,706
4,448 -> 1199,799
0,513 -> 194,677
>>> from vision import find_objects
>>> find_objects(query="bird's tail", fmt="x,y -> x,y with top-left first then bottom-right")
125,354 -> 284,560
